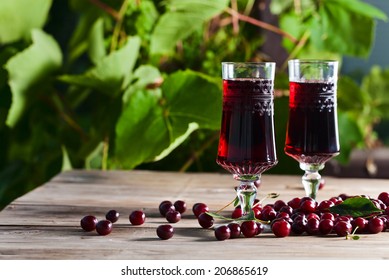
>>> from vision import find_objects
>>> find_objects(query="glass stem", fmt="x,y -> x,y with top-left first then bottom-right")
236,180 -> 258,216
300,163 -> 324,200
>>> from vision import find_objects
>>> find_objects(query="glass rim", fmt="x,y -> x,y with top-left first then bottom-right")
288,59 -> 338,65
222,61 -> 276,66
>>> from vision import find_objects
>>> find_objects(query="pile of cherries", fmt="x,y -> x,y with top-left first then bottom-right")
197,191 -> 389,241
79,191 -> 389,241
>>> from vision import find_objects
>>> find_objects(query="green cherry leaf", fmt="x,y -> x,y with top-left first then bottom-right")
113,69 -> 221,169
0,0 -> 52,44
206,212 -> 235,222
206,211 -> 252,222
233,196 -> 240,208
206,210 -> 268,224
5,29 -> 62,127
150,0 -> 229,55
329,197 -> 383,218
59,36 -> 141,95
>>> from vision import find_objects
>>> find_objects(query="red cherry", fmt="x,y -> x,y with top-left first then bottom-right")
319,219 -> 334,235
173,200 -> 187,214
129,210 -> 146,225
252,207 -> 262,219
352,217 -> 368,233
334,221 -> 352,237
318,200 -> 335,212
80,215 -> 98,232
378,192 -> 389,205
368,217 -> 384,234
197,212 -> 214,229
96,220 -> 112,236
192,202 -> 209,217
273,200 -> 287,211
240,220 -> 258,238
272,219 -> 291,237
159,201 -> 175,217
306,218 -> 320,235
214,225 -> 231,241
287,197 -> 301,209
319,179 -> 325,190
231,207 -> 243,219
165,210 -> 181,223
227,223 -> 241,238
299,199 -> 317,214
156,224 -> 174,240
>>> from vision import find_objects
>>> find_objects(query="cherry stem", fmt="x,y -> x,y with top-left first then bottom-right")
258,192 -> 280,206
215,196 -> 237,214
346,226 -> 360,240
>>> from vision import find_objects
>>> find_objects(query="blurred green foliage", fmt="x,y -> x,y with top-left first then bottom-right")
0,0 -> 387,209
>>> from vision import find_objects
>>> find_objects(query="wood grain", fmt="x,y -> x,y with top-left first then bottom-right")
0,170 -> 388,260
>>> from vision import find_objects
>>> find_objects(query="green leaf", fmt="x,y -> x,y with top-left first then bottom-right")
58,36 -> 141,95
150,0 -> 229,55
0,0 -> 52,44
269,0 -> 294,15
85,142 -> 104,170
206,212 -> 235,221
337,76 -> 368,112
278,12 -> 306,53
122,65 -> 163,103
163,70 -> 222,130
0,48 -> 16,128
331,0 -> 387,21
270,0 -> 315,16
61,146 -> 73,172
126,0 -> 159,39
154,122 -> 199,161
113,70 -> 222,169
67,4 -> 103,63
329,197 -> 383,218
336,112 -> 364,164
233,197 -> 240,208
5,29 -> 62,127
88,18 -> 107,65
310,0 -> 386,57
361,66 -> 389,119
114,88 -> 167,168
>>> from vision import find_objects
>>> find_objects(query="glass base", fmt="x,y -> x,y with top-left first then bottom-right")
235,176 -> 259,216
300,163 -> 324,200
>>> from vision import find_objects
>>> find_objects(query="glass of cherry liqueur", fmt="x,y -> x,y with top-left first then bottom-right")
217,62 -> 278,215
285,60 -> 340,200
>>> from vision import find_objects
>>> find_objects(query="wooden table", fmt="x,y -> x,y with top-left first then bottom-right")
1,169 -> 389,260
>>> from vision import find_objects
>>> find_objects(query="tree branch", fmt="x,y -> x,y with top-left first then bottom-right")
224,7 -> 298,44
110,0 -> 129,52
88,0 -> 120,20
179,132 -> 219,172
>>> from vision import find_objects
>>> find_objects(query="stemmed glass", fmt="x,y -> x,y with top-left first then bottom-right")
285,60 -> 340,200
216,62 -> 278,215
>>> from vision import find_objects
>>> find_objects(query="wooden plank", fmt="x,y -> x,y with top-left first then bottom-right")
0,170 -> 389,260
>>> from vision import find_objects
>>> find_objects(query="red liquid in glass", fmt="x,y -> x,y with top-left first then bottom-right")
216,79 -> 277,176
285,81 -> 340,164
